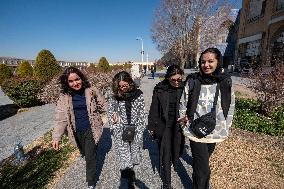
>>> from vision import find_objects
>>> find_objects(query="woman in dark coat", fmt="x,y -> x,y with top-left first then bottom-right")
148,65 -> 185,189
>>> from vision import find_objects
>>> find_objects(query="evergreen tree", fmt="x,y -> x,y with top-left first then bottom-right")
98,57 -> 110,72
34,49 -> 61,81
17,61 -> 33,77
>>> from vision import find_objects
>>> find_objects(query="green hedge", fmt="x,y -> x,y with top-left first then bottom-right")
0,64 -> 13,85
1,77 -> 44,108
233,98 -> 284,136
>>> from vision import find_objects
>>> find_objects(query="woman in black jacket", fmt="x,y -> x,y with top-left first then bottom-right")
148,65 -> 185,189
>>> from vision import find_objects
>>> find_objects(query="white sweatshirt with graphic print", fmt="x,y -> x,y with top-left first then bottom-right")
179,83 -> 235,143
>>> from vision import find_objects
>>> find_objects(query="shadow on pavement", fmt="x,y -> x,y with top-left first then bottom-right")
175,156 -> 193,188
135,178 -> 150,189
0,104 -> 19,121
95,128 -> 112,185
144,129 -> 193,188
143,130 -> 160,174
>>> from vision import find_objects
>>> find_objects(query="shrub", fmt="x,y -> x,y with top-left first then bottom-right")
33,49 -> 61,82
86,63 -> 99,73
0,64 -> 13,85
97,57 -> 110,72
123,62 -> 132,69
16,61 -> 33,77
270,104 -> 284,135
233,98 -> 284,136
247,63 -> 284,114
1,77 -> 44,107
235,98 -> 262,113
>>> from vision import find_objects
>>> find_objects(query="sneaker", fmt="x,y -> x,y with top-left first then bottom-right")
87,185 -> 95,189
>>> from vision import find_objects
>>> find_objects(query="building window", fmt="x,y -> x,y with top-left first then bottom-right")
276,0 -> 284,11
248,0 -> 266,23
245,40 -> 261,57
276,31 -> 284,43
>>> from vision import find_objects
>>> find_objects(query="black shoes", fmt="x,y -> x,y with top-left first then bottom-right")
120,168 -> 135,189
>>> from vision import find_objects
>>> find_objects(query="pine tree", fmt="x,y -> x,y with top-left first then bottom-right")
98,57 -> 110,72
17,61 -> 33,77
34,49 -> 61,82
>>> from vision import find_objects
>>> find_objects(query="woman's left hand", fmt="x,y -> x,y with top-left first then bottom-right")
112,113 -> 119,124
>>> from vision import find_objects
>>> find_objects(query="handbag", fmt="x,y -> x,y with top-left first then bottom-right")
114,100 -> 136,142
122,124 -> 136,142
190,84 -> 220,138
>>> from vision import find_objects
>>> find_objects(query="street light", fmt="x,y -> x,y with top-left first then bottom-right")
136,37 -> 144,62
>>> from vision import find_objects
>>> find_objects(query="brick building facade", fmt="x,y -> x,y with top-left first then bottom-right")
236,0 -> 284,67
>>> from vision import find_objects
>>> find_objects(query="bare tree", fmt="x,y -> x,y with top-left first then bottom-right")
151,0 -> 232,68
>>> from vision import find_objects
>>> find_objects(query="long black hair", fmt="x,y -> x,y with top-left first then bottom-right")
164,64 -> 184,80
111,71 -> 137,98
198,47 -> 223,75
59,66 -> 90,95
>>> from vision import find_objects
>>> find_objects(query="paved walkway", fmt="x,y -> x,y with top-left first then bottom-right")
0,87 -> 13,106
54,73 -> 193,189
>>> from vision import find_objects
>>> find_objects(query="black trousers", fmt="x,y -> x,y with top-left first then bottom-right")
158,127 -> 173,188
190,140 -> 216,189
75,128 -> 97,186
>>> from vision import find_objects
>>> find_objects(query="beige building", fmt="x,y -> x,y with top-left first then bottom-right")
237,0 -> 284,67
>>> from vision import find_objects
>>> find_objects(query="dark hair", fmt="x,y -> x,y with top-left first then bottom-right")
112,71 -> 136,98
198,47 -> 222,75
165,64 -> 184,80
59,66 -> 90,95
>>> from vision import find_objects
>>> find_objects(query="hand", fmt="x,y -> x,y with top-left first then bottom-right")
52,140 -> 60,150
149,130 -> 156,139
177,116 -> 189,126
112,113 -> 119,124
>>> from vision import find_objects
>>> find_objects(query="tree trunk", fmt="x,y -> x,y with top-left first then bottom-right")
195,17 -> 201,67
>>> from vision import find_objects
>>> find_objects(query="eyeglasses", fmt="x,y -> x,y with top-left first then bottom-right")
119,84 -> 129,89
169,78 -> 182,83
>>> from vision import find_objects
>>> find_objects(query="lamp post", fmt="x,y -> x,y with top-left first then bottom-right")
136,37 -> 144,63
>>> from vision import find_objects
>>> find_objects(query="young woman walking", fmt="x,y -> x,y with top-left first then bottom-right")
52,67 -> 107,189
108,71 -> 146,189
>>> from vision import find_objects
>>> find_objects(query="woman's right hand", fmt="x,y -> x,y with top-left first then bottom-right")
149,130 -> 156,140
52,140 -> 60,150
112,113 -> 119,124
177,115 -> 189,126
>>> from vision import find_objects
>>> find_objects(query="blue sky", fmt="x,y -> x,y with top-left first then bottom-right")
0,0 -> 242,63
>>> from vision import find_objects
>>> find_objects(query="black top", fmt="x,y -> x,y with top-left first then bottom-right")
167,88 -> 178,127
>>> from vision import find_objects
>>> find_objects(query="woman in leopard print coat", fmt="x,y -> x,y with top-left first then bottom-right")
107,71 -> 146,188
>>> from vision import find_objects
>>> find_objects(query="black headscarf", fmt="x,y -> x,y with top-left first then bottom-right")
115,88 -> 143,124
